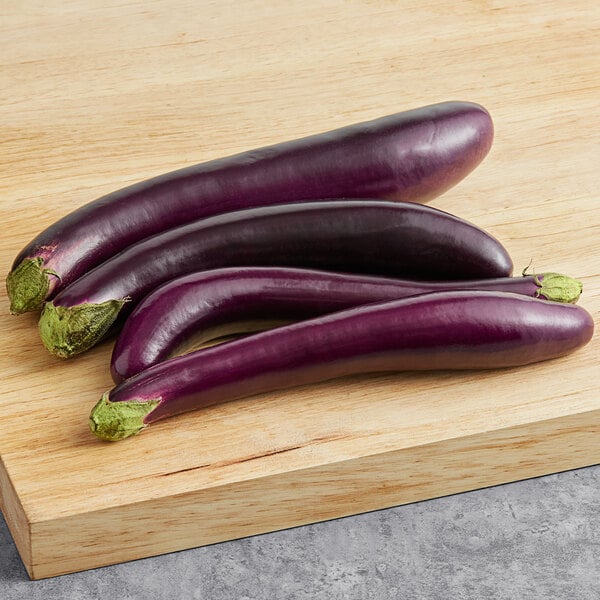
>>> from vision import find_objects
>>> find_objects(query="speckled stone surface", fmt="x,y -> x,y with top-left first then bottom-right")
1,466 -> 598,599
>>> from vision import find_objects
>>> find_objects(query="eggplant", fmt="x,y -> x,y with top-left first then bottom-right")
89,291 -> 594,441
110,267 -> 583,383
7,101 -> 493,314
38,200 -> 513,358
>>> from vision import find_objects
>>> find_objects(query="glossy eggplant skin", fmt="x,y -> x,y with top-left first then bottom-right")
9,101 -> 493,311
110,267 -> 565,383
54,200 -> 512,309
104,291 -> 594,430
40,200 -> 514,358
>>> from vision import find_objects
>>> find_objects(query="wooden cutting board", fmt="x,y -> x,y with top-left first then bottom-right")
1,0 -> 598,580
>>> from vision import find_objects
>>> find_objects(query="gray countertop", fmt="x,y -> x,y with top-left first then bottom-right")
1,465 -> 598,599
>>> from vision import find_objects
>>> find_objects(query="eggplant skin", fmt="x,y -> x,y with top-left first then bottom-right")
55,200 -> 513,308
109,267 -> 583,383
9,101 -> 493,312
91,291 -> 594,441
40,200 -> 513,358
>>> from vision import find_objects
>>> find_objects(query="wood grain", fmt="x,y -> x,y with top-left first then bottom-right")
1,0 -> 599,579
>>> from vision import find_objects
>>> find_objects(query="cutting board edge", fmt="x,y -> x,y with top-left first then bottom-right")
14,406 -> 599,580
0,455 -> 33,577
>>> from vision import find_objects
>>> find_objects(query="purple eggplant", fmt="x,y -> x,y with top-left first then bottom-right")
38,200 -> 513,358
7,101 -> 493,314
110,267 -> 583,383
89,291 -> 594,441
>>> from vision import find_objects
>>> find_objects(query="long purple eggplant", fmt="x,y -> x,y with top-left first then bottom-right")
7,101 -> 494,314
38,200 -> 513,358
110,267 -> 583,383
89,291 -> 594,441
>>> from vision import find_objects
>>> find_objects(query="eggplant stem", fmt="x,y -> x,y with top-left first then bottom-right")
6,257 -> 52,314
89,392 -> 160,441
534,272 -> 583,304
38,298 -> 127,357
521,259 -> 534,277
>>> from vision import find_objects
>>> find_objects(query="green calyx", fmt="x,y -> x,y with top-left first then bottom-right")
38,298 -> 127,358
89,392 -> 160,441
534,272 -> 583,304
6,257 -> 59,314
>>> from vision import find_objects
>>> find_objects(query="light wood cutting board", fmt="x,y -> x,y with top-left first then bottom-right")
1,0 -> 598,580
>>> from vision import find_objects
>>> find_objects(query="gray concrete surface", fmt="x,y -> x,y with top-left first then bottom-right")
1,466 -> 598,599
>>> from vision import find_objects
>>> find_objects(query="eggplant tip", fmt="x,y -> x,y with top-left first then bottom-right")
6,257 -> 50,314
89,392 -> 160,441
38,298 -> 126,358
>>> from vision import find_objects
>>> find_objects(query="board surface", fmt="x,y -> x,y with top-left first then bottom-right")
1,0 -> 599,580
